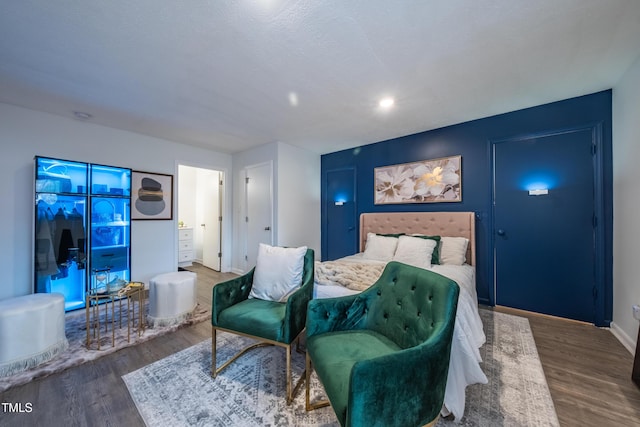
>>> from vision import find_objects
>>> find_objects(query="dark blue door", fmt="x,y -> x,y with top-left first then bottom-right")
493,128 -> 596,322
324,168 -> 357,260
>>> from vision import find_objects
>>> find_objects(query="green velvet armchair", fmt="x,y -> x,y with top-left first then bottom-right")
305,261 -> 459,427
211,248 -> 314,404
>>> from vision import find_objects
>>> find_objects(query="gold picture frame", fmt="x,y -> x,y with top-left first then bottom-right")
374,155 -> 462,204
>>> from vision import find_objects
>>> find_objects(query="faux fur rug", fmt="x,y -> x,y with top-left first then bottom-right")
0,301 -> 210,393
123,309 -> 559,426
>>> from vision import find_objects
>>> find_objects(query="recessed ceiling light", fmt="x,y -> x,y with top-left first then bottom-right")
73,111 -> 93,120
288,92 -> 299,107
379,97 -> 395,109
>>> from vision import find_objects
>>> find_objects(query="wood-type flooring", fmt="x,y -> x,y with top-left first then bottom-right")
1,264 -> 638,426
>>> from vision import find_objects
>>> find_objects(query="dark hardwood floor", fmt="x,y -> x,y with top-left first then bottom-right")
1,266 -> 639,426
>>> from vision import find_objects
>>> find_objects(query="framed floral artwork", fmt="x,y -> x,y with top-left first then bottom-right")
374,155 -> 461,204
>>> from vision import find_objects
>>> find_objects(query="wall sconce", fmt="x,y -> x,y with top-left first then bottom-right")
528,189 -> 549,196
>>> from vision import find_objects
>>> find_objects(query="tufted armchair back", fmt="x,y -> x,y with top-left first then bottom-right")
361,262 -> 457,349
309,261 -> 458,350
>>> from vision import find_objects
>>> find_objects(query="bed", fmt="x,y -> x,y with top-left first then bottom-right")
313,212 -> 488,421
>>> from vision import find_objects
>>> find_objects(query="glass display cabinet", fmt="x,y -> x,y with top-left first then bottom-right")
34,156 -> 131,311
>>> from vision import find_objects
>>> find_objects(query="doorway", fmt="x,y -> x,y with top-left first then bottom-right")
492,126 -> 603,324
178,165 -> 223,271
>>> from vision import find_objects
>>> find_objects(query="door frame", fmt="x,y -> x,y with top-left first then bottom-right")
176,161 -> 228,272
490,122 -> 607,326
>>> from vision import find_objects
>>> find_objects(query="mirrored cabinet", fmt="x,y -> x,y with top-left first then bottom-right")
34,156 -> 131,311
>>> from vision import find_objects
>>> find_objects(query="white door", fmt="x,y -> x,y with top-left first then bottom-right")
201,170 -> 222,271
245,162 -> 273,270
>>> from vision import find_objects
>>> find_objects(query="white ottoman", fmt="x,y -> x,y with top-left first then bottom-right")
0,293 -> 68,377
148,271 -> 197,327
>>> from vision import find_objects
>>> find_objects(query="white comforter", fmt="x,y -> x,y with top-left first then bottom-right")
314,254 -> 488,421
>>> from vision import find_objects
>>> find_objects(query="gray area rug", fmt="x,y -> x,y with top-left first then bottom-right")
0,301 -> 210,393
123,309 -> 559,426
444,309 -> 560,427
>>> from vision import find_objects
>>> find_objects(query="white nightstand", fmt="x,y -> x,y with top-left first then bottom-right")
178,227 -> 194,267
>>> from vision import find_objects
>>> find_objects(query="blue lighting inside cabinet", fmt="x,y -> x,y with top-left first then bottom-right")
91,164 -> 131,196
36,157 -> 87,194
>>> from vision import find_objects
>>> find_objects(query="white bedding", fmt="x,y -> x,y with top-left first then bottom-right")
314,254 -> 488,421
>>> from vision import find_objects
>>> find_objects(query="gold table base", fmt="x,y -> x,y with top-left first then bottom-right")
85,282 -> 146,350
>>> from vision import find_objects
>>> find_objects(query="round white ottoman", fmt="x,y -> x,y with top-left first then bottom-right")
148,271 -> 197,327
0,293 -> 68,377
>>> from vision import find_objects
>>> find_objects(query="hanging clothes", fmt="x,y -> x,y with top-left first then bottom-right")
68,207 -> 86,269
52,207 -> 74,279
35,206 -> 58,277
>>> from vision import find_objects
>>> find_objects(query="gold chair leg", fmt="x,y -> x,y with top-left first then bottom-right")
286,344 -> 292,403
305,352 -> 330,411
211,326 -> 217,377
286,342 -> 306,405
212,327 -> 273,377
422,415 -> 439,427
212,327 -> 306,404
305,351 -> 312,411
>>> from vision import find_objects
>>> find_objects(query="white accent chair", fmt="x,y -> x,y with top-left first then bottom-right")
0,293 -> 68,377
148,271 -> 197,327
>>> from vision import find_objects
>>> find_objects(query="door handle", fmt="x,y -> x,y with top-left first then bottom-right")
496,229 -> 506,236
264,226 -> 271,231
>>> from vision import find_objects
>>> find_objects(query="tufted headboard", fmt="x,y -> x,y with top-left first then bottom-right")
359,212 -> 476,266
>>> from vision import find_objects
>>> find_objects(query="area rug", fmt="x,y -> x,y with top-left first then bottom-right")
447,309 -> 560,427
0,301 -> 210,393
123,309 -> 559,426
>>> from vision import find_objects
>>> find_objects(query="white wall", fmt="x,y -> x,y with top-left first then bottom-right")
612,54 -> 640,353
276,142 -> 321,256
231,141 -> 320,273
0,103 -> 232,300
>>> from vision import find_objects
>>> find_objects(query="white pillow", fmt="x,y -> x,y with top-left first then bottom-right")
439,237 -> 469,265
249,244 -> 307,302
362,233 -> 398,262
393,235 -> 437,269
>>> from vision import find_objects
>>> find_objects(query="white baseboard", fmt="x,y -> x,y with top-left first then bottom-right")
609,321 -> 636,355
231,267 -> 246,275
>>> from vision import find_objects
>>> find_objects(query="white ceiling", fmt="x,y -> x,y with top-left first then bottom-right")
1,1 -> 640,155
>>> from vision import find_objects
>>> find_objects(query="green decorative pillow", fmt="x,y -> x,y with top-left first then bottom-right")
410,235 -> 441,264
376,233 -> 405,238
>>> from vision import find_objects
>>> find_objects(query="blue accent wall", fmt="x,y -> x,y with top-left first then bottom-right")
321,90 -> 612,322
